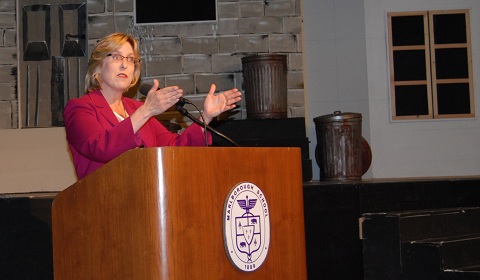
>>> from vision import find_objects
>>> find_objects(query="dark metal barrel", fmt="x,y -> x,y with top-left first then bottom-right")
242,54 -> 287,119
314,111 -> 363,181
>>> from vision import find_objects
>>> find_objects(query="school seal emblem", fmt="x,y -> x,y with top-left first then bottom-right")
223,182 -> 270,272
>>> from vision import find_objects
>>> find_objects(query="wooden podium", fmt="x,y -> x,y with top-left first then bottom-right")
52,147 -> 307,279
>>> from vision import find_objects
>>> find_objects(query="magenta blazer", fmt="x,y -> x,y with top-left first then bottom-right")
64,90 -> 211,180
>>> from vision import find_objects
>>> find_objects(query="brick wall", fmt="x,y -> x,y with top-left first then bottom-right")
0,0 -> 304,129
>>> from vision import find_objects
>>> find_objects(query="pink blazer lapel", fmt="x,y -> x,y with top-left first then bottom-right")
88,91 -> 119,125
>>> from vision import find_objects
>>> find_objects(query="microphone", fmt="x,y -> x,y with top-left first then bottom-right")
138,83 -> 192,108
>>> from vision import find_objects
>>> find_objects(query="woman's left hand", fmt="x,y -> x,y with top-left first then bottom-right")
203,84 -> 242,124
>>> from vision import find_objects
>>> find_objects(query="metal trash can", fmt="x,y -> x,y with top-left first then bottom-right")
242,54 -> 287,119
314,111 -> 363,181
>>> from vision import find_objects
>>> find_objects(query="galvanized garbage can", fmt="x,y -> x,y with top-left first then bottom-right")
314,111 -> 363,181
242,54 -> 287,119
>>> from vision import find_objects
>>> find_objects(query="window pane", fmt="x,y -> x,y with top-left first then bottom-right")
437,83 -> 471,114
393,50 -> 426,81
395,85 -> 429,116
433,14 -> 467,44
391,15 -> 425,46
435,48 -> 469,79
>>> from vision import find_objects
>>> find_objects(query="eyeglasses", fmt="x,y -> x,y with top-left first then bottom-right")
107,53 -> 140,64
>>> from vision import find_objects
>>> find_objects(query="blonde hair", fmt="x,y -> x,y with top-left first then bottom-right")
85,33 -> 142,93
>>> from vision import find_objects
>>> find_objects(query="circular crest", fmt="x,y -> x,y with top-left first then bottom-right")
223,182 -> 270,272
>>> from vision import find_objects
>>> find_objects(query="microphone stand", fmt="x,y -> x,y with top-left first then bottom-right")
176,106 -> 241,147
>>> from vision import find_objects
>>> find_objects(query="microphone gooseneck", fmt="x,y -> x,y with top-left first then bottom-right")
175,102 -> 240,147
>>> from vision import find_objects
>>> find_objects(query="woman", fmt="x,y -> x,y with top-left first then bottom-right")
64,32 -> 242,179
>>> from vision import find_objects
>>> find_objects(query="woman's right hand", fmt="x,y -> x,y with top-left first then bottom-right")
142,79 -> 184,117
130,79 -> 183,133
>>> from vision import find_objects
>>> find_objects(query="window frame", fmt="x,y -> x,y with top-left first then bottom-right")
387,9 -> 474,120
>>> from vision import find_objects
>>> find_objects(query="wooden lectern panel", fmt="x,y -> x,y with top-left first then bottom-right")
52,147 -> 306,279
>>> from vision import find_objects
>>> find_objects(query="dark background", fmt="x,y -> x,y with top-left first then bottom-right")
135,0 -> 217,24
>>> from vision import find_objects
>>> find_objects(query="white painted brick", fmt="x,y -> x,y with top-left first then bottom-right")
212,53 -> 242,73
145,55 -> 182,76
0,47 -> 16,65
195,74 -> 235,93
138,76 -> 166,90
287,88 -> 304,106
288,53 -> 303,70
4,29 -> 16,47
87,0 -> 106,14
150,37 -> 182,55
0,83 -> 15,101
0,14 -> 15,29
218,2 -> 240,19
182,37 -> 218,54
239,17 -> 283,34
150,25 -> 183,37
237,35 -> 268,53
296,33 -> 302,52
151,23 -> 216,37
107,0 -> 133,12
288,106 -> 305,118
283,16 -> 302,34
183,54 -> 212,73
269,34 -> 297,52
0,101 -> 13,128
234,72 -> 244,90
0,66 -> 16,83
216,19 -> 239,35
165,74 -> 196,95
0,0 -> 15,12
218,36 -> 239,53
11,100 -> 17,128
287,71 -> 304,89
265,0 -> 297,17
114,15 -> 134,33
240,2 -> 265,18
294,0 -> 302,15
88,15 -> 116,39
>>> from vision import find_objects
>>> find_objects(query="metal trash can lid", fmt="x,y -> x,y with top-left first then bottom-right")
241,53 -> 287,63
313,111 -> 362,123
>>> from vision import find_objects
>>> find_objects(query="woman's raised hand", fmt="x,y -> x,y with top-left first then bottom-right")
203,84 -> 242,124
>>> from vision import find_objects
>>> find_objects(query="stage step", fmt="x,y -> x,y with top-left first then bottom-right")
444,265 -> 480,280
403,234 -> 480,280
361,207 -> 480,280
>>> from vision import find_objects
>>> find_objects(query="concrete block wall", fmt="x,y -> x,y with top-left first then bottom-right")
0,0 -> 304,129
